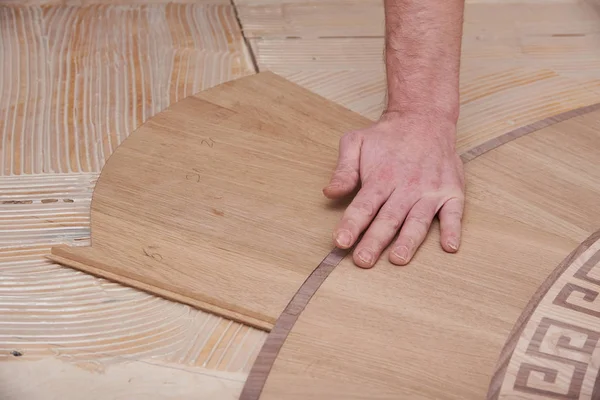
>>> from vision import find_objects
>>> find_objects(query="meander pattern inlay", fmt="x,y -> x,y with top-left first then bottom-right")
492,233 -> 600,399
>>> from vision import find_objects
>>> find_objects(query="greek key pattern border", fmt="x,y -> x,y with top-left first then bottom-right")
492,236 -> 600,400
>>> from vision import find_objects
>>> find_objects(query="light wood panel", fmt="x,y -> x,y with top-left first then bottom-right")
48,72 -> 372,330
257,108 -> 600,399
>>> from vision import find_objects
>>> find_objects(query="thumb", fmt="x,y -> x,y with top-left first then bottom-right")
323,132 -> 362,199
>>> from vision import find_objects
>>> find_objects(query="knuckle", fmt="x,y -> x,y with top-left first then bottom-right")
349,200 -> 376,217
397,235 -> 415,250
336,163 -> 358,177
340,131 -> 358,146
376,210 -> 403,230
359,239 -> 382,254
339,135 -> 349,147
373,186 -> 387,199
406,211 -> 430,226
445,209 -> 463,219
405,214 -> 431,234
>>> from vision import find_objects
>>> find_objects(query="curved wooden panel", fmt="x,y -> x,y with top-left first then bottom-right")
255,108 -> 600,398
48,71 -> 372,331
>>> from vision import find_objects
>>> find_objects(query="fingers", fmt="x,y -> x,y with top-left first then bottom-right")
438,196 -> 464,253
332,183 -> 392,250
323,133 -> 362,199
389,197 -> 439,266
351,192 -> 415,269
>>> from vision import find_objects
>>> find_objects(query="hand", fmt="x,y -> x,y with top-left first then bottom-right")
323,111 -> 465,268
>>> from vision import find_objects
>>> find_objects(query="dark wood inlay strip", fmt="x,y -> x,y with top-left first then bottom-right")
593,366 -> 600,400
460,103 -> 600,163
239,247 -> 349,400
240,103 -> 600,400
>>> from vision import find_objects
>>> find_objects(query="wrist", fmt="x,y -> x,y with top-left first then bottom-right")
384,87 -> 461,125
378,109 -> 459,147
380,107 -> 459,130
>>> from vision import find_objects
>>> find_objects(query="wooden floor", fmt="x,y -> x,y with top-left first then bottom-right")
1,0 -> 600,398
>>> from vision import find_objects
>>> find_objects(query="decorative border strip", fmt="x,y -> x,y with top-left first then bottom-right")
240,103 -> 600,400
239,247 -> 349,399
487,230 -> 600,399
460,102 -> 600,163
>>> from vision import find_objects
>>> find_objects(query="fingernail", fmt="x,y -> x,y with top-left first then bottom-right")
335,230 -> 352,248
393,246 -> 409,263
357,249 -> 373,265
447,239 -> 458,251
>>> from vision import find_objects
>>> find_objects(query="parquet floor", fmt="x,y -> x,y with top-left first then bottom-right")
1,0 -> 599,398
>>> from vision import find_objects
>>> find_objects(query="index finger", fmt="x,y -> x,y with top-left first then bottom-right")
333,184 -> 392,249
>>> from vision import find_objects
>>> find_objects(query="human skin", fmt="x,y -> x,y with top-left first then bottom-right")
323,0 -> 467,268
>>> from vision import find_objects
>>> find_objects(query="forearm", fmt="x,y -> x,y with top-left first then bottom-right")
383,0 -> 465,124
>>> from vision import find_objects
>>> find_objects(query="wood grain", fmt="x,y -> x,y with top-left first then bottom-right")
0,3 -> 254,175
47,71 -> 373,330
239,247 -> 348,399
0,357 -> 246,400
486,229 -> 600,399
256,107 -> 600,399
241,1 -> 600,148
238,101 -> 600,399
460,102 -> 600,162
3,1 -> 600,398
0,3 -> 262,397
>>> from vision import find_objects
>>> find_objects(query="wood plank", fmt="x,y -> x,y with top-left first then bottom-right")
256,108 -> 600,399
48,72 -> 373,330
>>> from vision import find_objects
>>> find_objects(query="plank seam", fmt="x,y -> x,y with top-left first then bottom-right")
231,0 -> 259,73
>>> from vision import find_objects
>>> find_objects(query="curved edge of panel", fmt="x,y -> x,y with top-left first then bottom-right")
486,228 -> 600,399
460,102 -> 600,163
45,72 -> 294,332
239,101 -> 600,399
46,70 -> 375,332
239,247 -> 349,399
85,72 -> 277,247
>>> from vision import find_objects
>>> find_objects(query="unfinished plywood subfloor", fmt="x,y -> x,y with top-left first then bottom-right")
0,4 -> 254,175
0,3 -> 262,398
